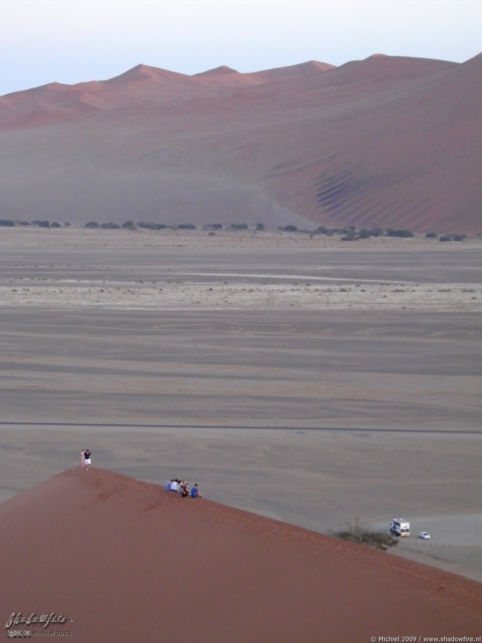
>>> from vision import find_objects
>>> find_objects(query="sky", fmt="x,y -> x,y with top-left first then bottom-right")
1,0 -> 480,95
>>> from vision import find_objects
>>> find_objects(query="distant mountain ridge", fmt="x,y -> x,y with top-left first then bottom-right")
0,54 -> 480,232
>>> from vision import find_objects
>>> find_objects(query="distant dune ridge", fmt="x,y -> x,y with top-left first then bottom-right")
0,54 -> 480,232
1,468 -> 480,642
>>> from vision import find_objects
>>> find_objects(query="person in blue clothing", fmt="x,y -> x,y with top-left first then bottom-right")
190,483 -> 202,499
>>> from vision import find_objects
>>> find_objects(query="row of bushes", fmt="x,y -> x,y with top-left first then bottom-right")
82,221 -> 265,231
282,225 -> 415,239
437,233 -> 467,242
0,219 -> 68,228
84,221 -> 420,237
0,218 -> 473,240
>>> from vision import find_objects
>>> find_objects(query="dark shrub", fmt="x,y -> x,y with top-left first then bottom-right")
452,234 -> 466,242
230,224 -> 248,230
357,228 -> 371,239
339,226 -> 355,236
439,235 -> 452,242
138,222 -> 167,230
425,232 -> 437,238
100,222 -> 120,229
85,221 -> 99,229
332,519 -> 399,551
386,228 -> 414,238
255,223 -> 265,231
0,219 -> 15,227
177,223 -> 196,229
50,222 -> 61,228
282,225 -> 298,232
122,220 -> 137,230
32,220 -> 50,228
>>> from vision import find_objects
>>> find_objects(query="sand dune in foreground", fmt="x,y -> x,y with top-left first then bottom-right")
1,468 -> 480,642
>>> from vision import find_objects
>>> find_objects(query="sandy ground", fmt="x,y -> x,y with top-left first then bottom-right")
1,228 -> 481,580
0,228 -> 481,313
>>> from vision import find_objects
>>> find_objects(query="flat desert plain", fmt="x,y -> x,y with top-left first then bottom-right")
1,228 -> 481,580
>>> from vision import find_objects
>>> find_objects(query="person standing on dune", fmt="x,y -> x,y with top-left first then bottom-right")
81,448 -> 92,470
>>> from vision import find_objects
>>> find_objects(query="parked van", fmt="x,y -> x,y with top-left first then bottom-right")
390,518 -> 410,537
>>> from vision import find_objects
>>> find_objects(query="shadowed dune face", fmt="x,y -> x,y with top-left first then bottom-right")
1,468 -> 480,643
0,54 -> 480,232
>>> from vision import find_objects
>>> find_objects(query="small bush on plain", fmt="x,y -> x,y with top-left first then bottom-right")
332,519 -> 399,551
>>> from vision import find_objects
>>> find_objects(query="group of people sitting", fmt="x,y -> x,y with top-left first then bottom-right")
166,478 -> 202,499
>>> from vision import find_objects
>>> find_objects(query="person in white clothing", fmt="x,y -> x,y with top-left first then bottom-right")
80,448 -> 92,470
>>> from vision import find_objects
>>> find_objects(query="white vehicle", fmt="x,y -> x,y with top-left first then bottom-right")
390,518 -> 410,537
419,531 -> 431,540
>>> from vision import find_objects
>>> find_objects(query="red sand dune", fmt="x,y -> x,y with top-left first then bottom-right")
1,468 -> 480,643
195,65 -> 241,77
0,54 -> 480,232
321,54 -> 455,85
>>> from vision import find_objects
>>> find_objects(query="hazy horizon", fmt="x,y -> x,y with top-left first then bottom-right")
2,0 -> 480,95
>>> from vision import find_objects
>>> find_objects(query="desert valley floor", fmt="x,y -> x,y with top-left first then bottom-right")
1,227 -> 481,581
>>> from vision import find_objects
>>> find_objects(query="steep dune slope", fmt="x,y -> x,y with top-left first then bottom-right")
281,54 -> 481,233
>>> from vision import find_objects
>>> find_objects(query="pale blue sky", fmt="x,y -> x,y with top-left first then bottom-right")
1,0 -> 480,95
